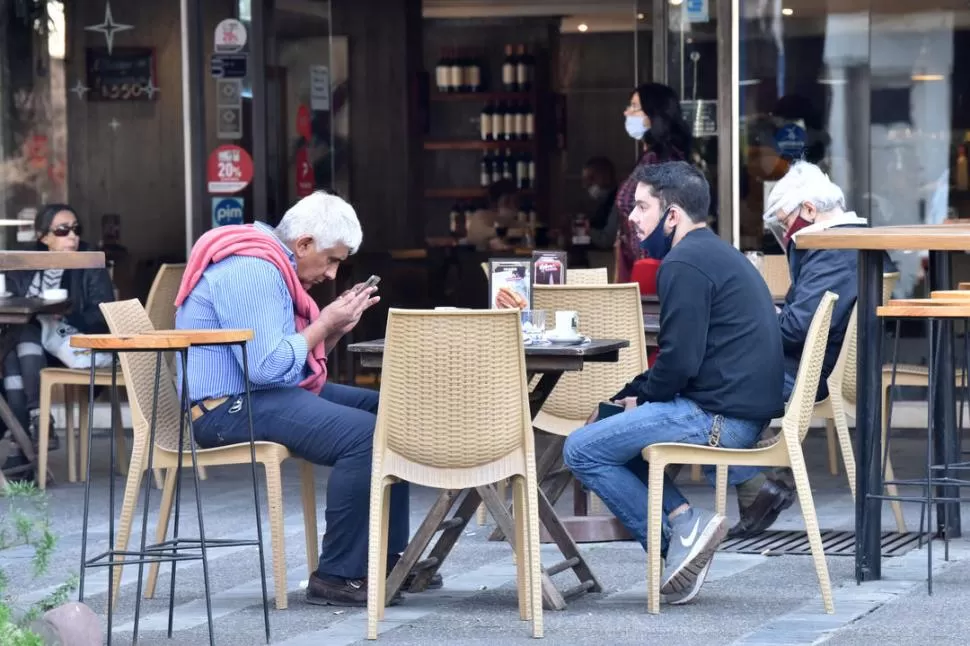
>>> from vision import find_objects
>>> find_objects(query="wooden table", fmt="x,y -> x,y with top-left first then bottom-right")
796,224 -> 970,583
349,337 -> 629,611
0,251 -> 105,488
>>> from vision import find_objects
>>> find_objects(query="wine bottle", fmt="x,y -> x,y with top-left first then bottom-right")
516,44 -> 533,92
502,44 -> 517,92
491,150 -> 504,185
512,102 -> 524,141
516,153 -> 529,190
480,152 -> 493,187
480,103 -> 494,141
448,48 -> 462,93
466,50 -> 482,92
449,202 -> 461,235
502,148 -> 514,181
503,102 -> 515,141
523,104 -> 534,140
492,101 -> 505,142
435,49 -> 449,94
527,154 -> 536,188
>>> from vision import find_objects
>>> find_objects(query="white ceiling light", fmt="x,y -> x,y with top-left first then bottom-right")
782,7 -> 794,16
577,22 -> 588,32
669,0 -> 684,6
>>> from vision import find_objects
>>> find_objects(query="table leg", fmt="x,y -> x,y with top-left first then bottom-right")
386,489 -> 464,599
929,250 -> 961,539
0,393 -> 36,463
856,250 -> 884,582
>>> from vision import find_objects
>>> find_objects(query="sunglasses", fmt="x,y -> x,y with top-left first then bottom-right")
48,223 -> 82,237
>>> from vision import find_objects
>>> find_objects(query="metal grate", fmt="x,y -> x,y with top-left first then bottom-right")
718,530 -> 930,557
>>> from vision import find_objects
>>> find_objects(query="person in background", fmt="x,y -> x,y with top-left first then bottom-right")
465,179 -> 518,252
564,162 -> 784,605
725,161 -> 876,538
615,83 -> 692,282
582,156 -> 619,251
1,204 -> 115,475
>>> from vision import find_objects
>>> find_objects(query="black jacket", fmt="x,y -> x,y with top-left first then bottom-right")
782,215 -> 889,391
6,241 -> 115,334
614,227 -> 785,421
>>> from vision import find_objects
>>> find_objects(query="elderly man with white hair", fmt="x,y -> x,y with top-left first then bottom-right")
727,161 -> 879,539
175,191 -> 419,607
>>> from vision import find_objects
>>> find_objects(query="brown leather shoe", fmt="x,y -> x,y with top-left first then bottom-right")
305,573 -> 402,607
726,479 -> 795,539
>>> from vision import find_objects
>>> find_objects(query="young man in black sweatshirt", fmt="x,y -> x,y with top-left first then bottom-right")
563,161 -> 785,605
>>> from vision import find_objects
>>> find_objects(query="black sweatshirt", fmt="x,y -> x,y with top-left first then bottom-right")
614,227 -> 785,421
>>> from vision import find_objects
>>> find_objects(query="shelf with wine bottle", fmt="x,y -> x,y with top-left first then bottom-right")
430,91 -> 533,102
423,140 -> 534,152
425,187 -> 534,200
433,43 -> 536,95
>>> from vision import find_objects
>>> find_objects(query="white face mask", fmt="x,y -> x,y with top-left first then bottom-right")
588,185 -> 604,200
625,115 -> 648,140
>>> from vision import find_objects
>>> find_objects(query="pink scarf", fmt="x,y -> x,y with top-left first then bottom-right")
175,224 -> 328,394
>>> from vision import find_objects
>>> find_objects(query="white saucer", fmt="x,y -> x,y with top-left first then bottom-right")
42,296 -> 68,303
546,332 -> 585,345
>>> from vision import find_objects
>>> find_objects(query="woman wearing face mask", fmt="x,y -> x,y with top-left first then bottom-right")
1,204 -> 115,477
614,82 -> 693,282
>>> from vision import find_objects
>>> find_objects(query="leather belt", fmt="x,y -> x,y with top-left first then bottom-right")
190,397 -> 229,422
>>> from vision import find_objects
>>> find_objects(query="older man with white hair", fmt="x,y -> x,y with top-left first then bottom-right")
176,191 -> 418,607
727,161 -> 882,538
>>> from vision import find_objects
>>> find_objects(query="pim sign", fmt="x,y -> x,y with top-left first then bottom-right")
212,197 -> 245,228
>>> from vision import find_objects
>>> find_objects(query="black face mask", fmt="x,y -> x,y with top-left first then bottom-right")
639,207 -> 675,259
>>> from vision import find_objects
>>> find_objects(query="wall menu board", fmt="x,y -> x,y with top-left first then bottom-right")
85,47 -> 158,101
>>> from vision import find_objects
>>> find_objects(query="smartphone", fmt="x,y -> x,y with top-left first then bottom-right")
356,275 -> 381,293
597,401 -> 625,420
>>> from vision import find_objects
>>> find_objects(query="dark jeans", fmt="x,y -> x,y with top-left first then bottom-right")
192,382 -> 410,579
1,323 -> 47,448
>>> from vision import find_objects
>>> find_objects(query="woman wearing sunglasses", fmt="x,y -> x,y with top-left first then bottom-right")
1,204 -> 115,477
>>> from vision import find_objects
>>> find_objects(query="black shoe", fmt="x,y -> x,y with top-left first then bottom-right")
28,413 -> 58,452
727,479 -> 795,539
305,572 -> 403,608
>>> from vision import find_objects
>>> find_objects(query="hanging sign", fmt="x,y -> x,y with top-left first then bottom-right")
207,144 -> 253,194
214,18 -> 247,53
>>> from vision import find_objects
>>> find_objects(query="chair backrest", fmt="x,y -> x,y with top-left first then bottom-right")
784,291 -> 837,444
760,255 -> 791,299
566,268 -> 608,285
532,284 -> 648,423
829,272 -> 900,406
100,299 -> 184,454
145,263 -> 186,330
374,309 -> 533,489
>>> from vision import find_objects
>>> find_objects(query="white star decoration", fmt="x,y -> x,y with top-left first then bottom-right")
84,2 -> 133,56
109,118 -> 121,132
70,80 -> 89,100
144,79 -> 159,99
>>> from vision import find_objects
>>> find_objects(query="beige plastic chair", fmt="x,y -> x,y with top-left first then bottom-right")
566,267 -> 608,285
812,273 -> 905,532
760,254 -> 791,299
99,299 -> 318,610
643,292 -> 838,615
37,264 -> 189,488
366,309 -> 542,639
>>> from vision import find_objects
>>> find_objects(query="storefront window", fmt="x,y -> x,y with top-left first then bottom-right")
0,0 -> 68,248
738,1 -> 970,296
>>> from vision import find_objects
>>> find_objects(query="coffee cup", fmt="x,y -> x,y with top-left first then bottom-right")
42,288 -> 68,302
554,310 -> 579,338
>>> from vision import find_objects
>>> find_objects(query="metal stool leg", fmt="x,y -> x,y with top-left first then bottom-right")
132,352 -> 164,644
167,367 -> 187,638
106,354 -> 119,645
181,348 -> 215,646
242,344 -> 271,643
78,359 -> 99,603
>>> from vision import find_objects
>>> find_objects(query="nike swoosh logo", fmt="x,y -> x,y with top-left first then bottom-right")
679,518 -> 701,548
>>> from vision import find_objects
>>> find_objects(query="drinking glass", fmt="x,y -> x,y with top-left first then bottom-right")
521,309 -> 546,344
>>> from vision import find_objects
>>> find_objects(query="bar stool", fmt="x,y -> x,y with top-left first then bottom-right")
875,299 -> 970,593
71,330 -> 269,646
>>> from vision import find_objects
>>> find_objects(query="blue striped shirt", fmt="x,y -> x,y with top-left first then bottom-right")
175,222 -> 310,400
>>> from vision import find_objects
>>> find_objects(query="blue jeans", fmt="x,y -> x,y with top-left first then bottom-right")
563,397 -> 766,555
192,382 -> 409,579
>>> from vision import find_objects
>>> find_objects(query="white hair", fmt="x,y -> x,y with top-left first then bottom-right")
763,161 -> 846,223
275,191 -> 363,254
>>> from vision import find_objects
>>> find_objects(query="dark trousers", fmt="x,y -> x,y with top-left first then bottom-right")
1,323 -> 47,448
192,382 -> 410,579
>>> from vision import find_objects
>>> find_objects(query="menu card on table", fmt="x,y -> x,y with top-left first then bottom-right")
532,250 -> 567,285
488,258 -> 532,310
